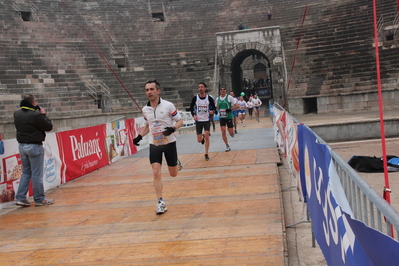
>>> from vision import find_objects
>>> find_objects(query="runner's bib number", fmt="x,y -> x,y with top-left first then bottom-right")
219,109 -> 227,118
198,105 -> 208,113
152,126 -> 168,146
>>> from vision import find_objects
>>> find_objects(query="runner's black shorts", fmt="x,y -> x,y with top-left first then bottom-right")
149,142 -> 178,166
219,118 -> 234,128
195,121 -> 211,135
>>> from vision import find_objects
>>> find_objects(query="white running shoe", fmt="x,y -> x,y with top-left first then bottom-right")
225,145 -> 231,152
156,201 -> 167,214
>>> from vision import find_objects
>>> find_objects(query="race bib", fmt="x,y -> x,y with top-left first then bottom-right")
198,105 -> 208,113
152,127 -> 168,146
220,109 -> 227,118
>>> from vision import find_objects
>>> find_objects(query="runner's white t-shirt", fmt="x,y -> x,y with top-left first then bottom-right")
142,98 -> 181,145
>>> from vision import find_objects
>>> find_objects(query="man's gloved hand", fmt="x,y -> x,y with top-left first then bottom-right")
226,109 -> 232,113
162,127 -> 176,136
133,135 -> 142,146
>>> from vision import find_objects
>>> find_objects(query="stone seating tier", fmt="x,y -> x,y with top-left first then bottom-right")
1,0 -> 399,124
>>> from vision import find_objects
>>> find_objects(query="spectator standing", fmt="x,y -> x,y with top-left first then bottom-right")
14,94 -> 54,207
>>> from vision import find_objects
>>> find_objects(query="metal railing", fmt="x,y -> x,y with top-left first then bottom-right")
274,102 -> 399,240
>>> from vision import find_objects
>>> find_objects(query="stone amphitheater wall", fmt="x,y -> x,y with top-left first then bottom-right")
1,0 -> 399,138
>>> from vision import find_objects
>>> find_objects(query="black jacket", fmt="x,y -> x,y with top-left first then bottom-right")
14,107 -> 53,144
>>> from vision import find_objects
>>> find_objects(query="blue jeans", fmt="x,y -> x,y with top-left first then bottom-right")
15,143 -> 45,203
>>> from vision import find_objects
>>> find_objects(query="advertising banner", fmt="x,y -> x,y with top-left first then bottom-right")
272,106 -> 286,155
0,139 -> 22,205
285,114 -> 303,202
106,119 -> 136,164
56,124 -> 109,183
42,132 -> 62,191
298,124 -> 399,265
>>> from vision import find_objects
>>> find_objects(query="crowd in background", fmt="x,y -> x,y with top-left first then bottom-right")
241,78 -> 270,90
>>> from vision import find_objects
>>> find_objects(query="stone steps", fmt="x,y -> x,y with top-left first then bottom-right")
1,0 -> 399,121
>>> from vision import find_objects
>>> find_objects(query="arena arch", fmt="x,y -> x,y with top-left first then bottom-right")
216,27 -> 284,102
231,48 -> 272,98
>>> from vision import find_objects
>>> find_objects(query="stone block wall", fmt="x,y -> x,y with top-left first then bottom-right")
1,0 -> 399,136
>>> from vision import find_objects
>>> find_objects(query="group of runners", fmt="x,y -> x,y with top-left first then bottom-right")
231,92 -> 263,128
14,80 -> 262,215
132,81 -> 262,214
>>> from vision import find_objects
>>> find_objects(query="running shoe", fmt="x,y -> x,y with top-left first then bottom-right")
156,201 -> 168,214
234,129 -> 237,134
213,128 -> 216,132
205,154 -> 210,161
16,199 -> 31,207
35,199 -> 54,206
225,145 -> 231,152
177,160 -> 183,171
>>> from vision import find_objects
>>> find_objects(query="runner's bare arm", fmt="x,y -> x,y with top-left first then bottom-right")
140,123 -> 150,137
174,119 -> 183,130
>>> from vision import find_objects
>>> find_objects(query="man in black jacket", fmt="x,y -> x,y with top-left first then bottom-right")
14,94 -> 54,207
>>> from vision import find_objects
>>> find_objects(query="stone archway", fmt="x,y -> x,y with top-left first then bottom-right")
216,27 -> 284,101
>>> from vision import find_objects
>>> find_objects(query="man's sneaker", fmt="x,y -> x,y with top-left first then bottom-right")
35,199 -> 54,206
205,154 -> 210,161
177,160 -> 183,171
201,134 -> 205,145
156,201 -> 167,214
16,199 -> 31,207
234,129 -> 238,134
225,145 -> 231,152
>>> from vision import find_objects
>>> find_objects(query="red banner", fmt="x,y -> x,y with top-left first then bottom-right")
125,118 -> 138,155
56,125 -> 109,182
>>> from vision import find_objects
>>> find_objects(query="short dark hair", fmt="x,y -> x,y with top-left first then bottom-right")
219,85 -> 227,90
198,82 -> 207,88
145,80 -> 161,90
23,94 -> 36,104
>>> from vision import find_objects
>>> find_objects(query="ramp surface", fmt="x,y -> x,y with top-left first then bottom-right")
0,117 -> 285,265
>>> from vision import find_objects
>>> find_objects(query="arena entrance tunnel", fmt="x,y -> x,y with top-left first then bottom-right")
230,49 -> 273,99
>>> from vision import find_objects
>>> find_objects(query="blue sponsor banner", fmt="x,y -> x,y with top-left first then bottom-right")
298,125 -> 399,266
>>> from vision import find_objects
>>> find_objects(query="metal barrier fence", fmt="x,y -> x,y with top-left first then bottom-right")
274,102 -> 399,240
